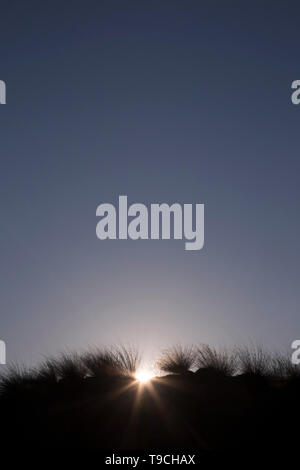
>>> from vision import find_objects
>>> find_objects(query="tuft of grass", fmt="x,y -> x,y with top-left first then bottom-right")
236,344 -> 273,376
83,348 -> 118,377
36,357 -> 59,384
0,364 -> 37,397
156,345 -> 196,374
112,345 -> 141,376
83,345 -> 140,378
270,352 -> 300,379
196,344 -> 237,376
52,352 -> 87,382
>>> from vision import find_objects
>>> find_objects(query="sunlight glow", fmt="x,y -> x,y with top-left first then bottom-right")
135,369 -> 154,384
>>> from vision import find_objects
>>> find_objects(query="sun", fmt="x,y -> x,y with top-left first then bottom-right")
135,369 -> 154,384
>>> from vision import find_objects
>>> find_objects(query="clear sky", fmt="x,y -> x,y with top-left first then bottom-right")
0,1 -> 299,366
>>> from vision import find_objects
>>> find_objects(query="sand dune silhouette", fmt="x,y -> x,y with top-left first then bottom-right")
0,344 -> 299,452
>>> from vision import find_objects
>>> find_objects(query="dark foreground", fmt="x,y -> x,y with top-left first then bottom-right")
0,370 -> 299,453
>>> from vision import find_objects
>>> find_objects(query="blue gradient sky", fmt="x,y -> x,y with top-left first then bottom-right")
0,1 -> 299,365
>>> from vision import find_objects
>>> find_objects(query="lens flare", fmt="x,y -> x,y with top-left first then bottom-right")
135,369 -> 154,384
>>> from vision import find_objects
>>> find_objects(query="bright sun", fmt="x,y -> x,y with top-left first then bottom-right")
135,369 -> 154,384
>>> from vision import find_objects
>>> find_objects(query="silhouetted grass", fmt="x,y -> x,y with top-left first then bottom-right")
83,348 -> 119,377
196,344 -> 238,376
156,345 -> 196,374
36,357 -> 59,384
236,344 -> 272,376
0,364 -> 37,398
113,345 -> 141,376
52,352 -> 87,382
1,344 -> 298,392
83,345 -> 140,378
0,343 -> 300,452
0,345 -> 141,396
270,352 -> 300,379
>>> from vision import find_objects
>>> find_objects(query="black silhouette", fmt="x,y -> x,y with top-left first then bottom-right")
0,344 -> 299,454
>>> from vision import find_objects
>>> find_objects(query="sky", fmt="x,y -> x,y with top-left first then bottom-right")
0,1 -> 299,367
